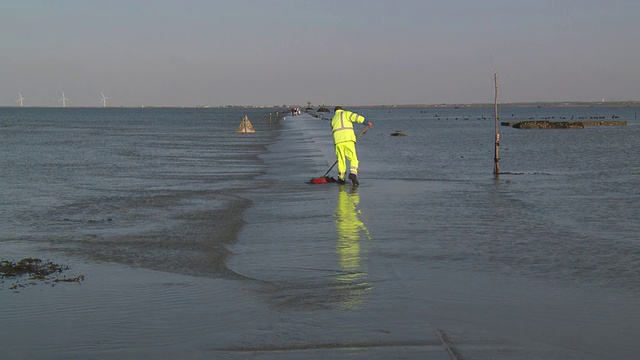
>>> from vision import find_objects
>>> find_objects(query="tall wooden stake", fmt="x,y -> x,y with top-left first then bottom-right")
493,71 -> 500,176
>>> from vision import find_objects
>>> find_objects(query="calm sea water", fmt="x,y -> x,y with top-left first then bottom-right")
1,105 -> 639,359
1,107 -> 279,277
354,105 -> 640,292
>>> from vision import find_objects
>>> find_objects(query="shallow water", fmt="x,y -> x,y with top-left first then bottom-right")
2,105 -> 639,359
1,107 -> 277,277
230,106 -> 640,358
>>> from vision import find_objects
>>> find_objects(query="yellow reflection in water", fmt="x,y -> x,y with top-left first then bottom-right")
335,186 -> 371,310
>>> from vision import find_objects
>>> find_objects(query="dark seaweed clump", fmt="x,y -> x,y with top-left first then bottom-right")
1,257 -> 85,290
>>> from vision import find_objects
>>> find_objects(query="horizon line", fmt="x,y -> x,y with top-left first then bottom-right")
1,100 -> 640,109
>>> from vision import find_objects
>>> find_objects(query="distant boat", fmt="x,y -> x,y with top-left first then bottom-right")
390,130 -> 407,136
317,104 -> 330,112
236,116 -> 255,134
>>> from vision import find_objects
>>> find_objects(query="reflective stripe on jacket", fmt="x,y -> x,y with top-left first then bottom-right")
331,109 -> 365,144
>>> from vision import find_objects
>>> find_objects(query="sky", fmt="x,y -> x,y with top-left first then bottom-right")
2,0 -> 639,107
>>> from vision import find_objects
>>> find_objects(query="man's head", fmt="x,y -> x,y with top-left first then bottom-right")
334,106 -> 343,112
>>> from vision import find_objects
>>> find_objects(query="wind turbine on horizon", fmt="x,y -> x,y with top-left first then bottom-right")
17,92 -> 26,107
100,92 -> 109,107
59,92 -> 69,107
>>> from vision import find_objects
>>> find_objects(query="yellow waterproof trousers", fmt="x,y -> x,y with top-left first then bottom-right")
335,141 -> 358,180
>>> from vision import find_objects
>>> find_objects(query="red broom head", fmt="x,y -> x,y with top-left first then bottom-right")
309,176 -> 335,184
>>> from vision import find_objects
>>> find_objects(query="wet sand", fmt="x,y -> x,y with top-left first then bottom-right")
225,113 -> 639,359
2,111 -> 639,359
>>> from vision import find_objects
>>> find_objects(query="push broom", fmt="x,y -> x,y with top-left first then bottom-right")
309,126 -> 369,184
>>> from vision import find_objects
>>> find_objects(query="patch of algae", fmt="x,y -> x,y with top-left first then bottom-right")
1,258 -> 85,291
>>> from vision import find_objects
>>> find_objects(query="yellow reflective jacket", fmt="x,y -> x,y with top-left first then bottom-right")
331,109 -> 365,145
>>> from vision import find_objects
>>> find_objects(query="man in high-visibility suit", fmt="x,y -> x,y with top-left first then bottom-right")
331,106 -> 372,185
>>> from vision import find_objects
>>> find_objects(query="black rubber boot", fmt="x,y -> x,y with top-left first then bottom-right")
348,173 -> 359,186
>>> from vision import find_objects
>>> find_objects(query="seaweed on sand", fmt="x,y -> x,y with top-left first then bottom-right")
1,257 -> 85,290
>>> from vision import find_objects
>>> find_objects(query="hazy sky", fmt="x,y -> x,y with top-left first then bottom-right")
2,0 -> 639,107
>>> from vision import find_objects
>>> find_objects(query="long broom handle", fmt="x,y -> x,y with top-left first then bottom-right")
323,125 -> 370,177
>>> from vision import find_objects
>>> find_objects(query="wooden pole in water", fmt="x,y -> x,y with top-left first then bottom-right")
493,71 -> 500,176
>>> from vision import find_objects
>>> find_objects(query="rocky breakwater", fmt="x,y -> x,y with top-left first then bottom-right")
504,120 -> 627,129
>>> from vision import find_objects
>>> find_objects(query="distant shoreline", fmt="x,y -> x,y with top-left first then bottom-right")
2,101 -> 639,109
352,101 -> 640,109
